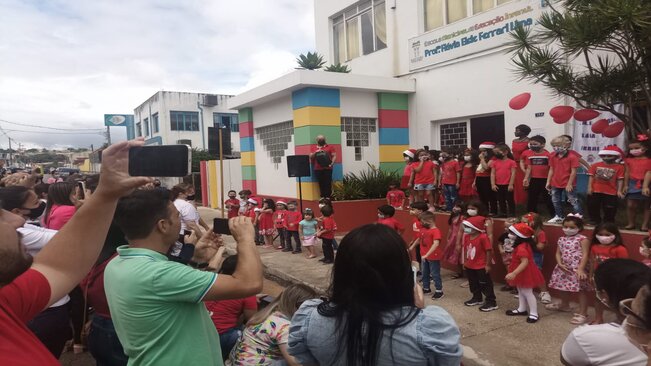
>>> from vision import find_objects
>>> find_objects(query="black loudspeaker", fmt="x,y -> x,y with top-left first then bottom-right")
208,126 -> 232,158
287,155 -> 311,177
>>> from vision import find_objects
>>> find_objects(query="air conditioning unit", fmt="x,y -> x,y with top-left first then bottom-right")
177,139 -> 192,147
203,94 -> 219,106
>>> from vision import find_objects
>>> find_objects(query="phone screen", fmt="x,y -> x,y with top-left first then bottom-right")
412,266 -> 418,285
128,145 -> 191,177
77,181 -> 85,200
213,218 -> 231,235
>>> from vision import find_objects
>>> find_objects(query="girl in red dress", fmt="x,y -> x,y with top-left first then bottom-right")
459,149 -> 478,202
505,223 -> 546,323
512,124 -> 531,205
258,199 -> 277,249
402,149 -> 417,205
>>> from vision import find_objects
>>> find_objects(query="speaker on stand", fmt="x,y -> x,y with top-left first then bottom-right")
287,155 -> 311,213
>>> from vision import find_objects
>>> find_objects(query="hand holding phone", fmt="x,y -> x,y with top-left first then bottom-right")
129,145 -> 191,177
213,218 -> 232,235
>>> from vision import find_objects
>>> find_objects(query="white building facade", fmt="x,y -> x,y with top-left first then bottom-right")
133,91 -> 240,153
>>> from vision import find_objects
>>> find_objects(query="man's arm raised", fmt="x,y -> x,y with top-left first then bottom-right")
31,139 -> 151,307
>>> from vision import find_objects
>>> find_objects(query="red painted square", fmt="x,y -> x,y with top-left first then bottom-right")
378,109 -> 409,128
294,144 -> 342,163
242,180 -> 257,194
239,121 -> 254,138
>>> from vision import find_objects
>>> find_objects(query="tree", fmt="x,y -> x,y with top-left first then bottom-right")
507,0 -> 651,137
324,63 -> 351,73
296,52 -> 326,70
191,148 -> 215,172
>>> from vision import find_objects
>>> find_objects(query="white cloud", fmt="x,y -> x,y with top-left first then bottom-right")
0,0 -> 315,148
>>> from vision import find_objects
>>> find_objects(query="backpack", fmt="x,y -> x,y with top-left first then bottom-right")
315,149 -> 332,167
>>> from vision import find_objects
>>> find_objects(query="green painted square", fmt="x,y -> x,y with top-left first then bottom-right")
238,108 -> 253,123
379,162 -> 405,175
377,93 -> 408,111
294,125 -> 342,146
241,165 -> 256,180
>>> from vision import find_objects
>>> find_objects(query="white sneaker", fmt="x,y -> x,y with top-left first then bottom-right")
546,216 -> 563,224
540,291 -> 552,304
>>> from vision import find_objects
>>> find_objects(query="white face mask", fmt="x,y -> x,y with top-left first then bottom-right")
463,226 -> 473,234
404,156 -> 411,162
378,213 -> 385,219
563,227 -> 579,236
464,156 -> 471,162
554,146 -> 568,154
438,157 -> 445,162
596,235 -> 616,245
467,209 -> 478,217
508,233 -> 517,240
318,204 -> 325,208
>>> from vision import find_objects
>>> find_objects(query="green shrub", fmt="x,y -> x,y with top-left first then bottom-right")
332,163 -> 400,200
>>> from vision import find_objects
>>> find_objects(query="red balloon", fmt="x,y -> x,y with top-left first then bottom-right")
509,93 -> 531,110
591,119 -> 609,134
602,121 -> 625,138
549,106 -> 575,121
553,117 -> 570,124
574,109 -> 600,121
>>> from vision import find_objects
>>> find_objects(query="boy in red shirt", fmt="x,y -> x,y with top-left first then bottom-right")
409,211 -> 444,299
377,205 -> 405,235
547,135 -> 582,223
461,216 -> 498,311
439,151 -> 462,211
587,146 -> 625,225
224,190 -> 241,219
274,201 -> 291,252
522,135 -> 554,216
284,201 -> 302,254
386,182 -> 406,209
317,205 -> 337,264
407,201 -> 429,264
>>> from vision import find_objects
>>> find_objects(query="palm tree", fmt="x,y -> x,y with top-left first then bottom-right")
296,52 -> 326,70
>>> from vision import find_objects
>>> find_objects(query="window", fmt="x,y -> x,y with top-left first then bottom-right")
341,117 -> 377,161
332,0 -> 387,64
255,121 -> 294,165
170,111 -> 199,131
152,113 -> 159,133
135,122 -> 142,137
213,113 -> 239,132
143,117 -> 149,137
439,122 -> 467,150
424,0 -> 514,31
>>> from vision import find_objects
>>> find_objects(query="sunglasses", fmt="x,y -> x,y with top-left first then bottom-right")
619,298 -> 647,328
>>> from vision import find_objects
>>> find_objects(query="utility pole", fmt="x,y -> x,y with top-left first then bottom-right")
106,126 -> 111,145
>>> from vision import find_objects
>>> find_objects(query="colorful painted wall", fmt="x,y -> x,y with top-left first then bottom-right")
377,93 -> 409,175
239,107 -> 257,194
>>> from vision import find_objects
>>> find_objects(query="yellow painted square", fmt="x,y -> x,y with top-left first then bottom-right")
241,151 -> 256,166
379,145 -> 410,162
296,181 -> 321,201
293,106 -> 341,128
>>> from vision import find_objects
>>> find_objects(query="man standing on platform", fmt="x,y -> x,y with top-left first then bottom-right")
309,135 -> 336,199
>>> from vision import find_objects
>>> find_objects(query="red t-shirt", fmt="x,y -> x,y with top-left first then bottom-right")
440,160 -> 462,185
0,269 -> 59,366
205,296 -> 257,334
386,189 -> 405,209
225,198 -> 241,219
420,227 -> 442,260
535,231 -> 547,245
273,210 -> 287,229
588,162 -> 625,195
463,233 -> 492,270
412,218 -> 423,233
591,245 -> 628,268
549,152 -> 580,188
311,144 -> 336,170
80,254 -> 117,319
257,211 -> 274,230
285,211 -> 302,232
491,158 -> 517,185
378,217 -> 405,232
245,208 -> 256,223
44,204 -> 76,230
319,216 -> 337,239
401,165 -> 413,189
625,157 -> 651,181
413,160 -> 437,185
521,149 -> 551,179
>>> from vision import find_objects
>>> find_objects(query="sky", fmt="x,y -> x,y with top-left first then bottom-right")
0,0 -> 315,150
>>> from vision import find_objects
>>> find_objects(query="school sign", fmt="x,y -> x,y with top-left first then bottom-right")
409,1 -> 545,71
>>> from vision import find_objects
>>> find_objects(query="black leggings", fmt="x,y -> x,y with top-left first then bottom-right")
588,193 -> 618,224
314,169 -> 333,198
476,176 -> 497,214
496,185 -> 515,216
527,177 -> 554,216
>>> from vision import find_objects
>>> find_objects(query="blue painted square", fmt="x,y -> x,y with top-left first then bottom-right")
297,163 -> 343,183
379,128 -> 409,145
292,87 -> 340,110
240,137 -> 254,152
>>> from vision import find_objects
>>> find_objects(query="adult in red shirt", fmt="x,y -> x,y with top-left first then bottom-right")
587,146 -> 625,224
309,135 -> 337,199
205,255 -> 258,358
317,205 -> 337,264
522,135 -> 554,216
224,190 -> 241,219
439,152 -> 461,211
377,205 -> 405,235
0,140 -> 153,366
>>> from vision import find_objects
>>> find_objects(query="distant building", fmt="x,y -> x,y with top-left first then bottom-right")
132,91 -> 240,154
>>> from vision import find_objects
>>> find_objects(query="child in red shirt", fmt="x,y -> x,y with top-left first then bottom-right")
284,201 -> 303,254
407,201 -> 429,264
274,201 -> 290,252
410,150 -> 438,209
377,205 -> 405,235
317,205 -> 337,264
386,182 -> 406,210
439,151 -> 462,212
461,216 -> 497,311
489,144 -> 517,217
624,136 -> 651,230
258,199 -> 276,249
224,190 -> 240,219
547,135 -> 582,223
409,211 -> 443,299
587,146 -> 625,225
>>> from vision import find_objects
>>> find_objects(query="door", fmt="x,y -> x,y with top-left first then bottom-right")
470,114 -> 505,148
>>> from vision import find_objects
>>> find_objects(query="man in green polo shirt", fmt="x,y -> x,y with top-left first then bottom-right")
105,190 -> 262,366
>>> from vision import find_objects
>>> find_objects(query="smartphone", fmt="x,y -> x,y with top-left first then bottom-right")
213,218 -> 232,235
77,181 -> 86,200
412,266 -> 418,285
128,145 -> 191,177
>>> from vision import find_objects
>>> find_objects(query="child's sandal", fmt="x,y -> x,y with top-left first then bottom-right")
545,303 -> 572,312
570,313 -> 588,325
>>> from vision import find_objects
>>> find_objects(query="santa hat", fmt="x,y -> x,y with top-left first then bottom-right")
509,223 -> 535,238
479,141 -> 496,149
462,216 -> 486,232
247,198 -> 258,205
403,149 -> 417,158
598,145 -> 624,157
276,200 -> 287,206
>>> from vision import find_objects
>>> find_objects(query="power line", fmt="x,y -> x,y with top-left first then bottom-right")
0,118 -> 105,131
